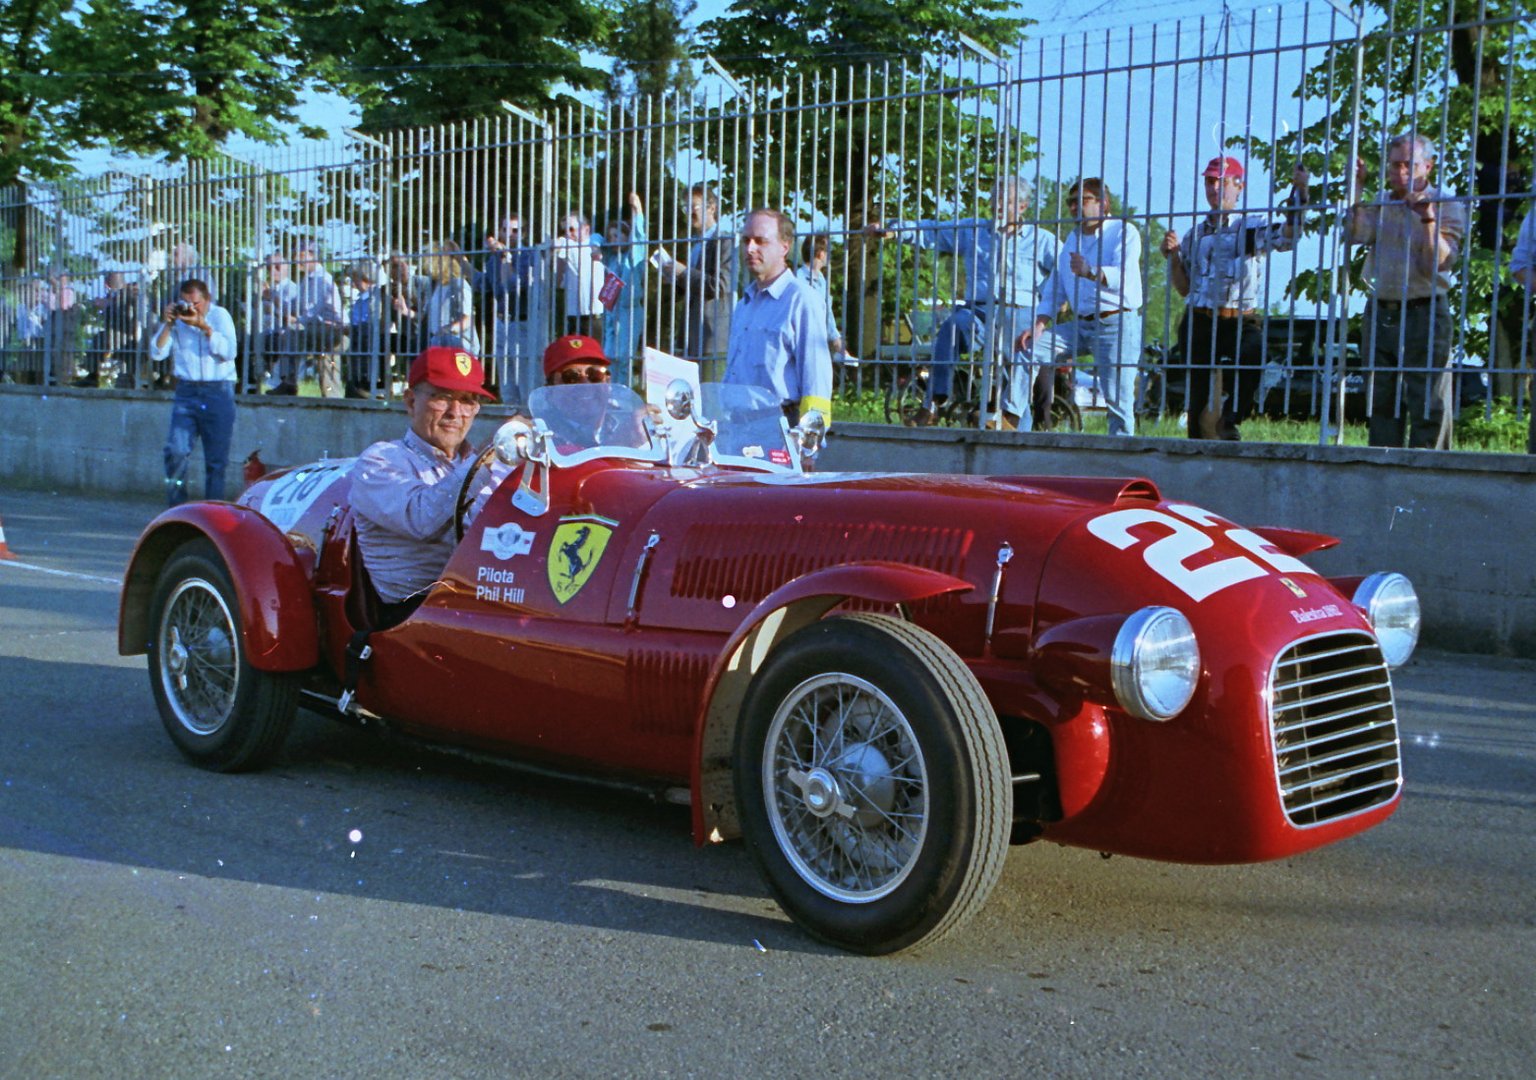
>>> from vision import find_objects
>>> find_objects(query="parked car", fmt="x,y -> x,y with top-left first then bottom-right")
119,382 -> 1418,954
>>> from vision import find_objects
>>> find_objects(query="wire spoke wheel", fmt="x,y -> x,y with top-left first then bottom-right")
765,673 -> 929,903
147,538 -> 297,772
736,614 -> 1011,954
157,579 -> 241,735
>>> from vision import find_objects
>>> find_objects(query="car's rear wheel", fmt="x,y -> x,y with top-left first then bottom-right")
148,539 -> 297,771
735,613 -> 1011,954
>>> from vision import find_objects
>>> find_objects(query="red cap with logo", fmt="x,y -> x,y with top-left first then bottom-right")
407,346 -> 494,399
543,334 -> 610,378
1203,155 -> 1245,179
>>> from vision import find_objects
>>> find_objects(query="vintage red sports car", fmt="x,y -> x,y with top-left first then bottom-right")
118,382 -> 1418,954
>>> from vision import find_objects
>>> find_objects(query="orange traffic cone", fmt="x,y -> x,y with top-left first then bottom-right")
0,514 -> 15,559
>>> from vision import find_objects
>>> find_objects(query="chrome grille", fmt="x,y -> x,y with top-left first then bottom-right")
1270,631 -> 1402,827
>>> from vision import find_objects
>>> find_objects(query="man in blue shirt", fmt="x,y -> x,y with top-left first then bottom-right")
148,279 -> 239,505
869,176 -> 1059,427
794,234 -> 844,360
724,209 -> 834,426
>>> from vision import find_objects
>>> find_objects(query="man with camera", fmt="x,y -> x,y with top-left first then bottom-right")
148,279 -> 239,505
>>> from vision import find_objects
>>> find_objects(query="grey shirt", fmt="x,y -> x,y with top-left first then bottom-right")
351,429 -> 505,603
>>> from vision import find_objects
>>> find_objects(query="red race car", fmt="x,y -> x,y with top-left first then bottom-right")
119,382 -> 1418,954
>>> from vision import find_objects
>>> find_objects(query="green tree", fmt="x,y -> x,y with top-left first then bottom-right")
3,1 -> 331,271
305,0 -> 612,130
607,0 -> 698,102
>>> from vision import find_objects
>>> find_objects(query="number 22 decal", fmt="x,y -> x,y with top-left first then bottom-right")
1087,503 -> 1314,602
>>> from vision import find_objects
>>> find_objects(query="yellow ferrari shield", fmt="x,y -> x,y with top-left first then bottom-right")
548,515 -> 616,604
455,351 -> 473,377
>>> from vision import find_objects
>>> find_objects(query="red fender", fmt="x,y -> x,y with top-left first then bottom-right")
118,503 -> 320,671
689,561 -> 975,846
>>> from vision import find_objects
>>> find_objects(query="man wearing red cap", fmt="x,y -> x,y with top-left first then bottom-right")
1161,155 -> 1309,440
351,346 -> 504,626
541,333 -> 611,387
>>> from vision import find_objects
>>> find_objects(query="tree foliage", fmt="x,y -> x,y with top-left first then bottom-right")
1242,0 -> 1534,379
700,0 -> 1027,75
607,0 -> 698,102
303,0 -> 612,130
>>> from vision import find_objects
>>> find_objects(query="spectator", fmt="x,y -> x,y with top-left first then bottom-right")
389,252 -> 434,371
552,211 -> 605,341
795,234 -> 845,360
602,192 -> 649,388
723,208 -> 834,426
7,277 -> 47,384
1016,178 -> 1144,436
170,241 -> 217,301
1343,132 -> 1469,449
869,175 -> 1059,429
1508,198 -> 1536,453
45,268 -> 81,387
345,259 -> 389,399
350,346 -> 504,628
258,253 -> 300,394
148,278 -> 238,505
79,271 -> 139,388
663,183 -> 736,365
1161,156 -> 1309,440
291,245 -> 347,398
480,213 -> 540,402
424,241 -> 481,356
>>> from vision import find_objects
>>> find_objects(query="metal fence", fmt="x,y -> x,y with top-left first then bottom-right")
0,0 -> 1531,446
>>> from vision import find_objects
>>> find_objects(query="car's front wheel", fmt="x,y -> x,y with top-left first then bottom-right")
147,538 -> 297,771
735,613 -> 1011,954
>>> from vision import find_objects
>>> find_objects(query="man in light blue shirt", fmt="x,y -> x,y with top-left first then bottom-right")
1018,177 -> 1144,436
795,234 -> 844,358
148,279 -> 238,504
871,176 -> 1059,427
725,209 -> 834,425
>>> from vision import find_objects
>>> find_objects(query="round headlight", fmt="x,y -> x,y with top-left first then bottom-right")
1110,607 -> 1200,722
1353,572 -> 1419,668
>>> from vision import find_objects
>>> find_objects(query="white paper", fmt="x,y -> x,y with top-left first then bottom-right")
643,347 -> 702,457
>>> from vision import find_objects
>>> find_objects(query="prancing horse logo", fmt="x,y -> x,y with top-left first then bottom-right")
547,515 -> 616,604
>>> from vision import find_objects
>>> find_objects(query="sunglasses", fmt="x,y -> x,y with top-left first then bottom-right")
557,365 -> 610,384
426,390 -> 484,408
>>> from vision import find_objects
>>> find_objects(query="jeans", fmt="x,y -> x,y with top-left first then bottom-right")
928,304 -> 1035,423
1027,313 -> 1141,435
164,380 -> 235,505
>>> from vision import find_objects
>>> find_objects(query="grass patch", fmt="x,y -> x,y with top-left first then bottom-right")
836,386 -> 1530,454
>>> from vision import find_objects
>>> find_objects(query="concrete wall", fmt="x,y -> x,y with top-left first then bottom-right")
4,385 -> 1534,657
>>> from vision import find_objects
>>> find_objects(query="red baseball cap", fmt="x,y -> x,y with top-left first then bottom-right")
407,346 -> 494,399
543,334 -> 610,378
1203,155 -> 1245,179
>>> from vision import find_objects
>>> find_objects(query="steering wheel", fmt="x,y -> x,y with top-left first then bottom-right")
454,443 -> 500,542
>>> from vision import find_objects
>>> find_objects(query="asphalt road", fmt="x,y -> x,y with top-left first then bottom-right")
1,486 -> 1532,1079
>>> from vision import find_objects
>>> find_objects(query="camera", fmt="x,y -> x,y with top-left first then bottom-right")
171,300 -> 196,318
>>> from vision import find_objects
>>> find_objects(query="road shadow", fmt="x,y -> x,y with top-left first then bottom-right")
0,652 -> 836,957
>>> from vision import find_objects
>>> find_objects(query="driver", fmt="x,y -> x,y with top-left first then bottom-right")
351,346 -> 505,626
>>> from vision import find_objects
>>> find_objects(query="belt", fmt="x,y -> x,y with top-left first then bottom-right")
1373,296 -> 1440,309
1080,308 -> 1130,321
1189,306 -> 1256,319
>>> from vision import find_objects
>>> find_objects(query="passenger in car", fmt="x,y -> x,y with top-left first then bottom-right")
350,346 -> 505,626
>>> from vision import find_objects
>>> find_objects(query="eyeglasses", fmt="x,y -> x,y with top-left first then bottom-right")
557,365 -> 610,385
426,391 -> 483,409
